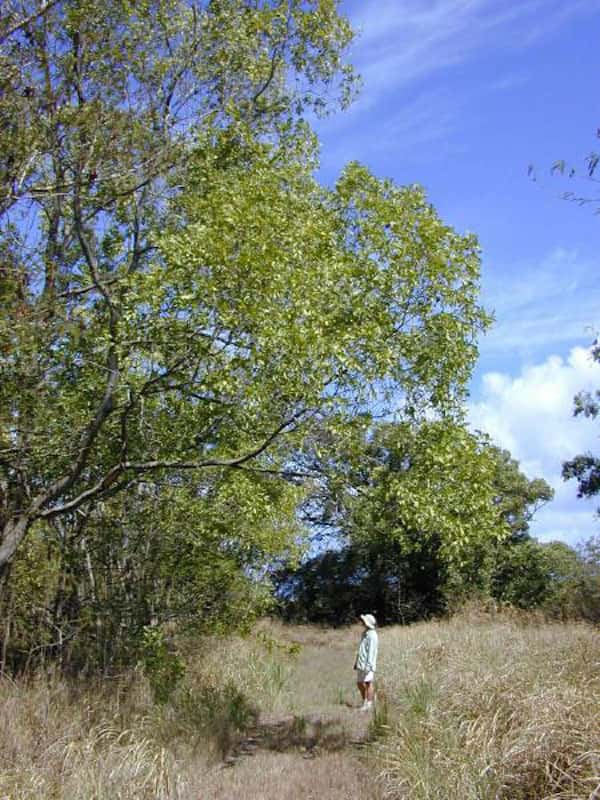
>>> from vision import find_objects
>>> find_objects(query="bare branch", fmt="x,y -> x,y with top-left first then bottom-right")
0,0 -> 62,44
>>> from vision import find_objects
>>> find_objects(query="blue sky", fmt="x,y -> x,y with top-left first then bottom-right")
315,0 -> 600,545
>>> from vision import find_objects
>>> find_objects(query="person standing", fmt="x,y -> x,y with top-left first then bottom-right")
354,613 -> 378,711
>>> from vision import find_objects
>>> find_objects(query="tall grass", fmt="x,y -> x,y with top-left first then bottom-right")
1,614 -> 597,799
0,677 -> 175,799
374,609 -> 600,799
0,631 -> 296,800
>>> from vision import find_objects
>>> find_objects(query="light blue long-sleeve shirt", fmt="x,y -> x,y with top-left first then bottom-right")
355,628 -> 378,672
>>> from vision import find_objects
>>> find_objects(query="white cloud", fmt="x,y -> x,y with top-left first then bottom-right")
469,346 -> 600,544
531,487 -> 597,545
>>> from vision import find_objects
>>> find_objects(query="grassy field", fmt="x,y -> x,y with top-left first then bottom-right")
0,623 -> 378,800
375,608 -> 600,800
0,611 -> 598,799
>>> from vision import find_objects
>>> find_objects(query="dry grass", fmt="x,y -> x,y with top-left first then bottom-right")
199,750 -> 380,800
1,613 -> 597,799
0,675 -> 185,799
0,622 -> 375,800
374,610 -> 600,800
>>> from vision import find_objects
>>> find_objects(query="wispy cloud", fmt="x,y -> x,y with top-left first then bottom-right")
346,0 -> 600,97
318,0 -> 599,168
318,86 -> 466,170
478,248 -> 599,357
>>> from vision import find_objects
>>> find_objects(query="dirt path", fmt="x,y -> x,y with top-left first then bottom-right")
201,626 -> 383,799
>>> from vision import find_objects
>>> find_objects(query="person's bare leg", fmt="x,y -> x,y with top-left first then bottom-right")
366,681 -> 375,703
357,681 -> 366,704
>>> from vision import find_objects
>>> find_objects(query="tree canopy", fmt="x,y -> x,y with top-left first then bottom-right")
276,422 -> 555,624
1,0 -> 351,570
0,0 -> 490,581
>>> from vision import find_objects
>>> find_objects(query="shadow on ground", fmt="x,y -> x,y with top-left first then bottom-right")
224,709 -> 371,766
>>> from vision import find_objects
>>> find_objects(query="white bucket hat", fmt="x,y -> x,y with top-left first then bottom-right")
360,613 -> 376,629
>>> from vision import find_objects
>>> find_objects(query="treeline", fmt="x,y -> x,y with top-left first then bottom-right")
274,424 -> 600,626
1,1 -> 598,680
3,415 -> 598,677
275,517 -> 600,627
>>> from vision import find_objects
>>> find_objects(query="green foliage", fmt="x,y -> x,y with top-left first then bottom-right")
489,538 -> 553,608
0,525 -> 63,672
347,421 -> 507,568
1,470 -> 302,672
276,537 -> 447,626
279,421 -> 488,623
279,427 -> 558,623
562,341 -> 600,509
485,534 -> 600,621
486,446 -> 553,539
541,536 -> 600,622
1,0 -> 495,676
139,626 -> 185,704
0,0 -> 357,569
1,0 -> 489,586
482,447 -> 555,608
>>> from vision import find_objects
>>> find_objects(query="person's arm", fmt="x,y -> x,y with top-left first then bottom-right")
365,632 -> 378,672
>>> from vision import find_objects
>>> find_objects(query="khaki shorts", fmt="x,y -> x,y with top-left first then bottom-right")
356,669 -> 375,683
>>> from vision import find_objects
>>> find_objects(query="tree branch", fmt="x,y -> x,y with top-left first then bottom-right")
37,185 -> 122,507
39,408 -> 311,519
0,0 -> 62,44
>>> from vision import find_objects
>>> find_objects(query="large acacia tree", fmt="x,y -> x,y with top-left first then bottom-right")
0,1 -> 489,580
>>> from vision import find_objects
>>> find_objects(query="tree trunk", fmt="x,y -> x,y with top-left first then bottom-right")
0,516 -> 31,575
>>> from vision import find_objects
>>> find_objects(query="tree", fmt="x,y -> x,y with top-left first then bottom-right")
489,539 -> 552,608
1,0 -> 358,570
483,446 -> 554,607
2,4 -> 499,680
347,422 -> 507,563
277,427 -> 555,623
539,537 -> 600,622
2,469 -> 304,673
346,425 -> 557,611
277,421 -> 505,624
562,342 -> 600,513
275,535 -> 447,626
1,46 -> 490,580
549,135 -> 600,214
486,446 -> 553,540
